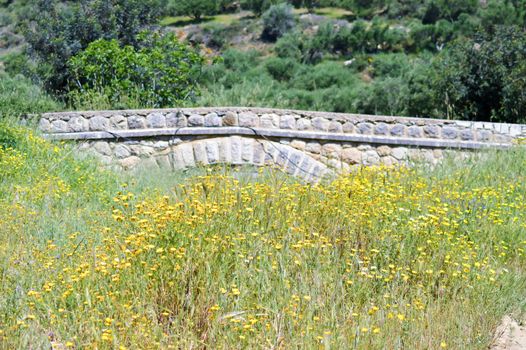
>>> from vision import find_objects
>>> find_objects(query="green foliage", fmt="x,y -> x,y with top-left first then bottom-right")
241,0 -> 278,16
434,26 -> 526,123
22,0 -> 163,94
290,61 -> 355,90
262,3 -> 296,41
264,57 -> 299,81
68,32 -> 205,109
166,0 -> 218,19
0,73 -> 61,118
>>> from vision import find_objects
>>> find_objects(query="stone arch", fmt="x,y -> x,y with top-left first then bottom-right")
157,136 -> 332,182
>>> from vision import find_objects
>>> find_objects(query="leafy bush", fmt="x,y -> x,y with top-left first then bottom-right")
167,0 -> 218,19
0,73 -> 61,118
22,0 -> 163,94
222,49 -> 261,72
241,0 -> 278,16
290,61 -> 355,90
265,57 -> 299,81
275,32 -> 303,60
262,3 -> 296,41
68,32 -> 204,108
369,53 -> 410,78
434,26 -> 526,123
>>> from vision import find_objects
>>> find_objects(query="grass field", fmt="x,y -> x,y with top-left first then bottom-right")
1,122 -> 526,349
160,7 -> 354,28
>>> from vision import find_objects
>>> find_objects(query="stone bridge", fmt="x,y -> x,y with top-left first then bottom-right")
39,107 -> 526,181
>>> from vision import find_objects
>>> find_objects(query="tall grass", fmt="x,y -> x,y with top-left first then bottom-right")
0,122 -> 525,349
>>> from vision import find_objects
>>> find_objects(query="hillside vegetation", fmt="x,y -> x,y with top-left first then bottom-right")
0,0 -> 525,122
1,122 -> 526,348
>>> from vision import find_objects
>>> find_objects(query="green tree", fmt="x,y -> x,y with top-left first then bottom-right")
22,0 -> 163,94
68,32 -> 205,108
434,26 -> 526,123
262,3 -> 296,41
168,0 -> 218,19
241,0 -> 278,16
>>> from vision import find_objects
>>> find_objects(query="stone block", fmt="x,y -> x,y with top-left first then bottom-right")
260,114 -> 279,128
374,123 -> 389,135
89,116 -> 109,131
119,156 -> 140,170
128,115 -> 146,129
478,130 -> 492,141
377,145 -> 392,156
290,140 -> 306,151
93,141 -> 112,156
381,156 -> 396,166
166,112 -> 187,127
442,127 -> 458,139
363,150 -> 380,166
205,140 -> 220,164
297,118 -> 312,130
51,120 -> 69,133
178,143 -> 195,167
204,113 -> 222,127
423,125 -> 440,138
280,115 -> 296,129
146,113 -> 166,128
390,124 -> 406,136
193,142 -> 208,164
286,152 -> 302,175
342,122 -> 354,133
114,145 -> 131,159
223,112 -> 238,126
392,147 -> 408,160
242,138 -> 253,162
230,136 -> 242,164
253,141 -> 266,165
341,148 -> 362,164
305,142 -> 321,154
153,141 -> 169,150
109,115 -> 127,129
39,118 -> 52,132
357,122 -> 373,134
188,114 -> 204,126
238,112 -> 259,128
68,116 -> 89,132
460,129 -> 474,141
129,145 -> 154,157
312,117 -> 330,131
169,150 -> 185,170
321,143 -> 341,159
328,121 -> 343,133
218,138 -> 232,163
407,126 -> 423,138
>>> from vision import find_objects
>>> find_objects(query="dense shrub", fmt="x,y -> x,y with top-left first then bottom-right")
369,53 -> 410,78
0,73 -> 61,118
167,0 -> 218,19
434,26 -> 526,123
265,57 -> 299,81
222,49 -> 261,72
22,0 -> 163,94
68,32 -> 204,108
241,0 -> 281,16
290,61 -> 354,90
262,3 -> 296,41
275,31 -> 303,60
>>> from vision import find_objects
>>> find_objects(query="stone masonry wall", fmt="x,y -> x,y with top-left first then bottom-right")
40,107 -> 526,181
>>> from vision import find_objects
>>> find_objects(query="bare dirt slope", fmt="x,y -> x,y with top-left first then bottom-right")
491,316 -> 526,350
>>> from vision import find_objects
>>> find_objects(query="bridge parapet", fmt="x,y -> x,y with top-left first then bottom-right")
39,107 -> 526,181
